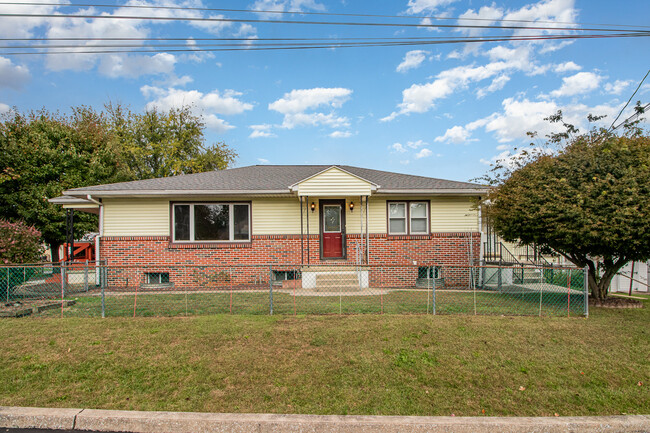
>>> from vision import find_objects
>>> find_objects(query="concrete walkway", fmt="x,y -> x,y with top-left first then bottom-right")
1,406 -> 649,433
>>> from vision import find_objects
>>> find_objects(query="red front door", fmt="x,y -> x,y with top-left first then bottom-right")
322,203 -> 344,258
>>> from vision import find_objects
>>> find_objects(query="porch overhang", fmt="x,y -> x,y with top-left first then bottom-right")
48,195 -> 100,214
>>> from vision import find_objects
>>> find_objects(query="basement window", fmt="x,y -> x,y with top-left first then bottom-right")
146,272 -> 170,285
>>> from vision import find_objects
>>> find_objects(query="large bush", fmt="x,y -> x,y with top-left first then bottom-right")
0,219 -> 43,264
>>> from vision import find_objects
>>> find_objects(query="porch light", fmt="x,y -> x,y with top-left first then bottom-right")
311,202 -> 315,212
349,201 -> 354,213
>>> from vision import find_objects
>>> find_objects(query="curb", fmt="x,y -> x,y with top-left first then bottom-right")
2,406 -> 649,433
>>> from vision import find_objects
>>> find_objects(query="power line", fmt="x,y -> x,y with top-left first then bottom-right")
610,69 -> 650,130
2,33 -> 648,55
0,12 -> 646,33
2,2 -> 650,30
3,32 -> 646,49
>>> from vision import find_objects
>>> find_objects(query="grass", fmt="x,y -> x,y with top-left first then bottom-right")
35,288 -> 587,318
0,299 -> 647,417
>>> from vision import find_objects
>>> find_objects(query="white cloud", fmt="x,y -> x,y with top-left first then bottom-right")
458,97 -> 628,145
98,53 -> 176,79
269,87 -> 352,129
329,131 -> 352,138
405,0 -> 459,14
415,148 -> 433,159
457,5 -> 504,38
249,124 -> 276,138
39,2 -> 242,77
496,144 -> 510,151
141,86 -> 254,132
407,140 -> 427,149
476,75 -> 510,99
257,158 -> 270,164
554,61 -> 581,73
502,0 -> 578,37
434,125 -> 472,144
252,0 -> 325,18
0,2 -> 60,38
0,57 -> 30,89
0,103 -> 10,114
604,80 -> 632,95
391,143 -> 407,153
550,71 -> 602,97
383,60 -> 520,121
396,50 -> 428,73
269,88 -> 351,113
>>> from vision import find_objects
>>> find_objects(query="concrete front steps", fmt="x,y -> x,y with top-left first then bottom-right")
300,266 -> 369,292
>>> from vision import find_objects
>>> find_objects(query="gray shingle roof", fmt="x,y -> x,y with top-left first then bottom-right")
63,165 -> 487,196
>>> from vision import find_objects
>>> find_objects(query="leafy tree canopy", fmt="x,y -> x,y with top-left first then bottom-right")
482,110 -> 650,300
0,104 -> 237,262
105,103 -> 236,179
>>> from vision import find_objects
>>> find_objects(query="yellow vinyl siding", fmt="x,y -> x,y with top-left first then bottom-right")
430,197 -> 478,232
103,198 -> 169,236
251,198 -> 302,235
296,167 -> 373,196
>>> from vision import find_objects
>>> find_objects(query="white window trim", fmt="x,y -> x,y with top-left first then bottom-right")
172,202 -> 251,243
388,202 -> 408,235
409,202 -> 429,235
388,201 -> 430,235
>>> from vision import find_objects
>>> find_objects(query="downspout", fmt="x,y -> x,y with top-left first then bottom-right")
365,196 -> 369,264
300,196 -> 304,265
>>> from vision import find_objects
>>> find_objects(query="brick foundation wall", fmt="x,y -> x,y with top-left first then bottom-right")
99,233 -> 480,289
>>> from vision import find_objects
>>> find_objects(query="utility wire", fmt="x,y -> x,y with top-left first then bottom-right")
0,33 -> 650,52
0,12 -> 645,33
3,33 -> 648,55
3,32 -> 645,49
609,69 -> 650,130
2,1 -> 650,30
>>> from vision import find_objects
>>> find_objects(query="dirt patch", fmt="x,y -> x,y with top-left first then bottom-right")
590,297 -> 643,309
0,299 -> 76,317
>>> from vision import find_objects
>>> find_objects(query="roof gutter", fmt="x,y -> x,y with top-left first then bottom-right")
376,188 -> 489,195
64,189 -> 293,197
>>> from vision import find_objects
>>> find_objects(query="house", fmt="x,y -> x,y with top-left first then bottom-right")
50,165 -> 488,288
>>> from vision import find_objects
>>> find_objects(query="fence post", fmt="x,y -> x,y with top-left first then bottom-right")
101,266 -> 106,318
538,281 -> 543,317
472,266 -> 477,316
84,260 -> 89,292
269,265 -> 273,316
5,269 -> 9,303
584,265 -> 589,318
567,271 -> 572,317
61,262 -> 66,299
432,270 -> 436,315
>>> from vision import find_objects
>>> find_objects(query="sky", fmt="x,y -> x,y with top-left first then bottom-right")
0,0 -> 649,183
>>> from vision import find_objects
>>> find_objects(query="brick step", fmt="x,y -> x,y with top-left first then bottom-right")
314,272 -> 361,290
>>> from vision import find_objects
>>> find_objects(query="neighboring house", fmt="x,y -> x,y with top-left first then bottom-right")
50,165 -> 488,287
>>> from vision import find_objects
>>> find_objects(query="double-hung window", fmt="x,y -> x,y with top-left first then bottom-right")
173,203 -> 251,242
388,201 -> 429,235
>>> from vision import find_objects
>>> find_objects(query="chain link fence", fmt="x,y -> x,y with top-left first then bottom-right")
0,262 -> 588,318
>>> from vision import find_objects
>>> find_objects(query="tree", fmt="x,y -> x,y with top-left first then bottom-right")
105,103 -> 237,179
483,113 -> 650,300
0,104 -> 237,263
0,108 -> 130,262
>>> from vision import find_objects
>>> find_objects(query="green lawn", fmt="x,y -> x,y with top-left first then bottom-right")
39,288 -> 586,318
0,299 -> 646,417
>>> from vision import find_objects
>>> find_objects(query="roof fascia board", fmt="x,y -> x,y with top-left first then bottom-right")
375,189 -> 488,195
63,189 -> 293,198
289,165 -> 379,191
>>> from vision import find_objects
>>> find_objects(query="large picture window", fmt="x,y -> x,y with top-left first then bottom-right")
387,201 -> 429,235
172,203 -> 250,242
